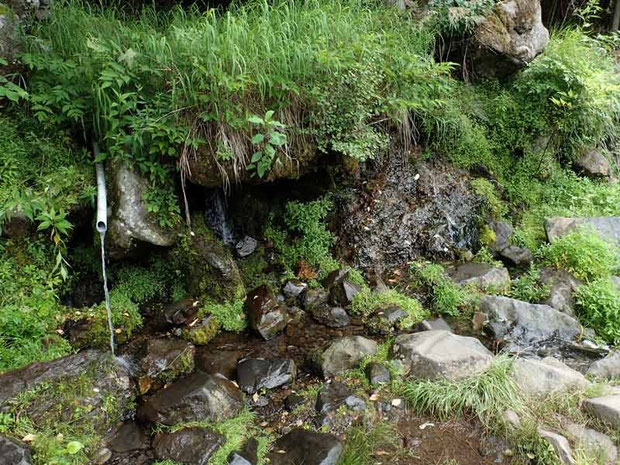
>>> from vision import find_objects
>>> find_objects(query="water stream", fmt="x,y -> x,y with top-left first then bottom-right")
99,232 -> 115,356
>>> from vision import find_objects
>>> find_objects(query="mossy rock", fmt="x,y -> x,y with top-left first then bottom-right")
182,314 -> 220,346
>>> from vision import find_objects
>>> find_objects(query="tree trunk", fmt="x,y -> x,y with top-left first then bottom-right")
612,0 -> 620,32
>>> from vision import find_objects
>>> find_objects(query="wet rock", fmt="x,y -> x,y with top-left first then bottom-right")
537,429 -> 574,465
583,395 -> 620,428
512,357 -> 588,396
393,330 -> 493,380
322,269 -> 361,307
153,427 -> 224,465
334,158 -> 480,270
195,349 -> 243,380
138,371 -> 243,425
489,221 -> 513,253
139,338 -> 195,383
236,359 -> 296,394
480,295 -> 581,345
268,429 -> 343,465
368,305 -> 408,334
588,351 -> 620,379
108,422 -> 149,453
235,236 -> 258,258
540,268 -> 581,316
182,314 -> 220,346
246,285 -> 289,340
302,288 -> 329,310
318,336 -> 378,377
107,162 -> 177,259
282,279 -> 307,300
228,438 -> 258,465
499,245 -> 533,267
471,0 -> 549,78
285,394 -> 304,411
154,298 -> 201,329
545,217 -> 620,245
365,362 -> 391,385
415,317 -> 452,332
448,263 -> 510,291
316,381 -> 365,414
575,149 -> 612,180
0,435 -> 31,465
308,305 -> 350,328
0,351 -> 134,436
563,421 -> 617,465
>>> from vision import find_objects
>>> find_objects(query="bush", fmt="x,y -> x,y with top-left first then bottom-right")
575,278 -> 620,344
540,229 -> 618,281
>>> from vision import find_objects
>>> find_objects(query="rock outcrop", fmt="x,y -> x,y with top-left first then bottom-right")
447,263 -> 510,291
574,149 -> 613,180
545,217 -> 620,245
588,351 -> 620,379
583,395 -> 620,428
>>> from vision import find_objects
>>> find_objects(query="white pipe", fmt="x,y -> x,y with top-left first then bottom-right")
94,142 -> 107,234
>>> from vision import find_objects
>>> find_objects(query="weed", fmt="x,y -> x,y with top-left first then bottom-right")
510,267 -> 551,303
338,421 -> 399,465
411,262 -> 468,316
575,277 -> 620,344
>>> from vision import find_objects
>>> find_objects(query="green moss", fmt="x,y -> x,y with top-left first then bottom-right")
479,225 -> 497,248
471,178 -> 506,220
182,315 -> 220,345
350,287 -> 428,328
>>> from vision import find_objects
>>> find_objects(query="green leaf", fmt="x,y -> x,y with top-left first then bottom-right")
264,144 -> 276,157
247,115 -> 264,125
251,151 -> 263,162
265,110 -> 275,121
251,134 -> 265,144
66,441 -> 83,455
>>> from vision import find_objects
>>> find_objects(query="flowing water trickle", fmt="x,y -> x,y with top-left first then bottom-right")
205,188 -> 236,245
99,231 -> 115,356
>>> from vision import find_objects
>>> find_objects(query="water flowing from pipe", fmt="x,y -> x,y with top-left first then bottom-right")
99,231 -> 115,356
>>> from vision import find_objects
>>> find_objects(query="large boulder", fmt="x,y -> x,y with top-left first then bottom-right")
317,336 -> 378,377
246,285 -> 289,340
236,359 -> 296,394
583,395 -> 620,428
0,435 -> 31,465
447,263 -> 510,291
107,162 -> 177,259
138,371 -> 243,425
153,427 -> 224,465
393,330 -> 493,380
545,217 -> 620,245
480,295 -> 581,346
512,357 -> 589,396
268,429 -> 343,465
587,351 -> 620,379
471,0 -> 549,78
574,149 -> 613,180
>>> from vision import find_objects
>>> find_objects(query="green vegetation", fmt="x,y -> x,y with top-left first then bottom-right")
540,229 -> 619,281
575,277 -> 620,344
350,288 -> 428,329
337,422 -> 399,465
411,262 -> 469,316
510,267 -> 551,303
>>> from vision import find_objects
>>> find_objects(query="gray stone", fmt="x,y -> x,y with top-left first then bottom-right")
502,409 -> 521,429
322,269 -> 361,307
537,429 -> 574,465
583,395 -> 620,428
268,429 -> 343,465
246,285 -> 289,340
365,362 -> 391,385
563,421 -> 617,465
367,305 -> 409,335
588,351 -> 620,379
540,268 -> 581,316
319,336 -> 378,377
236,359 -> 296,394
489,221 -> 513,253
448,263 -> 510,291
228,438 -> 258,465
316,382 -> 365,414
302,288 -> 329,310
153,427 -> 224,465
282,279 -> 308,299
308,305 -> 350,328
472,0 -> 549,78
108,422 -> 149,453
107,162 -> 177,259
393,330 -> 493,380
575,149 -> 612,180
415,317 -> 452,332
480,295 -> 581,345
0,435 -> 31,465
545,217 -> 620,245
139,338 -> 195,382
235,236 -> 258,258
499,245 -> 534,267
512,357 -> 589,396
138,371 -> 243,425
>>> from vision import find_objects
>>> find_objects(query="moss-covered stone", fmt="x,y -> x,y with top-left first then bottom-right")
182,314 -> 220,345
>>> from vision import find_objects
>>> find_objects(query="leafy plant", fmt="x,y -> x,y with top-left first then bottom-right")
510,267 -> 551,303
575,278 -> 620,344
350,287 -> 428,328
411,262 -> 468,316
0,58 -> 28,104
248,111 -> 287,178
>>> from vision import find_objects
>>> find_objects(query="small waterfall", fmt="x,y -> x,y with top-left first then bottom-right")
205,189 -> 236,245
99,232 -> 115,356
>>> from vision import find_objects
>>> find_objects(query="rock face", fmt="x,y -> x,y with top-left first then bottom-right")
318,336 -> 378,377
246,285 -> 289,340
540,268 -> 581,316
0,435 -> 31,465
588,351 -> 620,379
472,0 -> 549,78
138,371 -> 243,425
334,157 -> 480,270
512,357 -> 588,396
583,395 -> 620,428
236,359 -> 296,394
545,217 -> 620,245
575,149 -> 613,180
393,330 -> 493,380
480,296 -> 581,346
268,429 -> 343,465
153,427 -> 224,465
448,263 -> 510,291
537,429 -> 574,465
107,162 -> 177,259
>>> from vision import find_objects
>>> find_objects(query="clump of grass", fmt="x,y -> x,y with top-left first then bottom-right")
411,262 -> 468,317
338,421 -> 400,465
540,229 -> 619,281
350,288 -> 428,328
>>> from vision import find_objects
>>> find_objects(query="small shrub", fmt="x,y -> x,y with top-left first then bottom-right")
540,229 -> 618,281
575,278 -> 620,344
204,299 -> 247,333
412,262 -> 467,316
510,267 -> 551,303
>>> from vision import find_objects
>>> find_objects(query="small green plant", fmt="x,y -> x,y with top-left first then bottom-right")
0,58 -> 28,104
412,262 -> 468,316
248,111 -> 287,178
36,207 -> 73,279
575,278 -> 620,344
540,229 -> 619,281
510,267 -> 550,303
143,184 -> 182,229
350,287 -> 428,328
471,178 -> 506,219
202,299 -> 247,333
